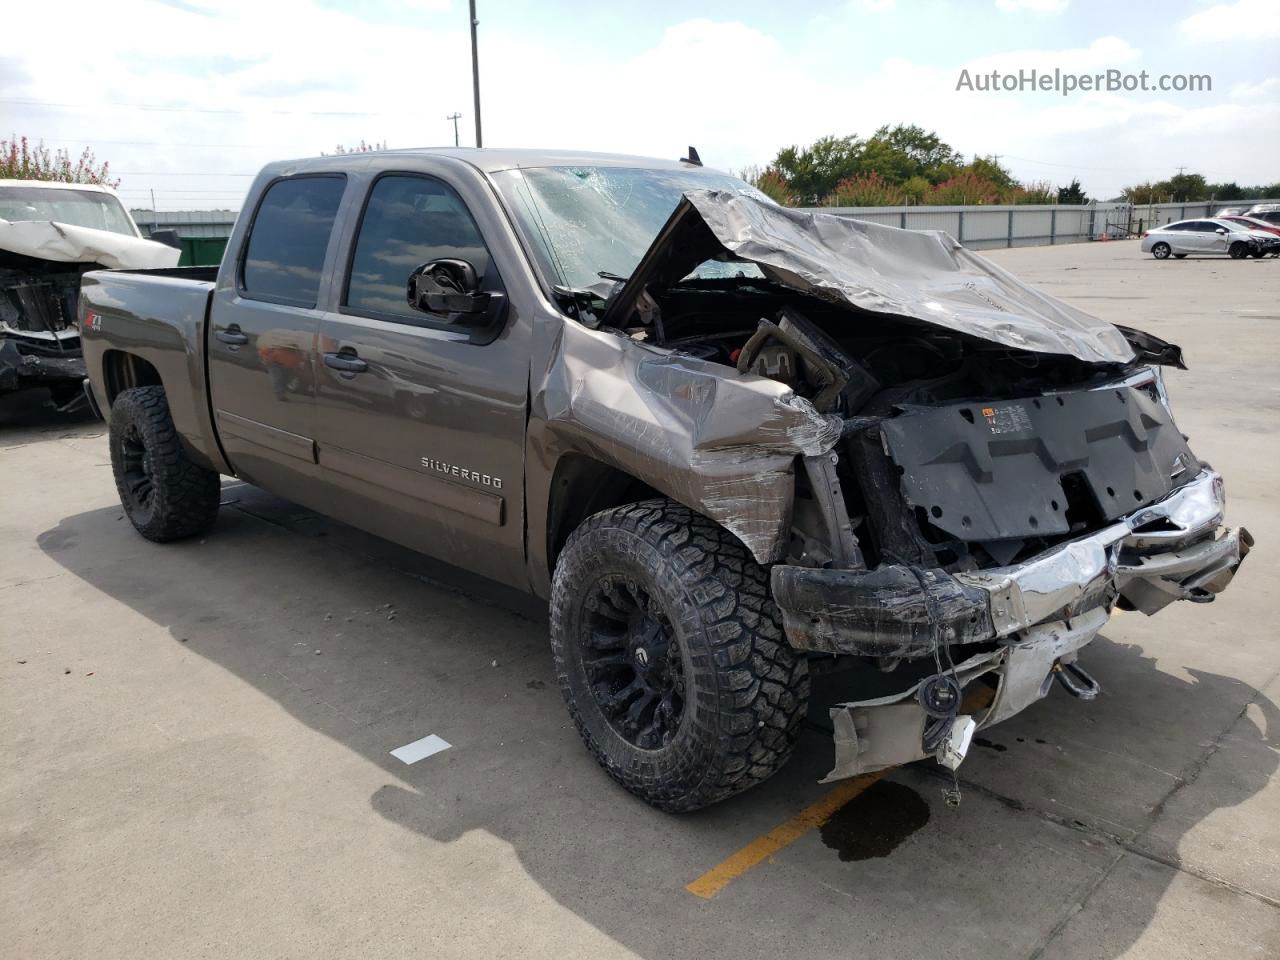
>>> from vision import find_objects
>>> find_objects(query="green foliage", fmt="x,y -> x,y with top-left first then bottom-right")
827,172 -> 906,207
760,130 -> 1275,209
862,124 -> 963,184
1057,178 -> 1088,204
771,135 -> 864,203
925,171 -> 1005,205
1012,180 -> 1056,204
1121,174 -> 1278,205
0,135 -> 119,187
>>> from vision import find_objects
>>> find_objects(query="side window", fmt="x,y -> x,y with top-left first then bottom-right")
345,174 -> 493,323
241,176 -> 345,307
1191,221 -> 1218,232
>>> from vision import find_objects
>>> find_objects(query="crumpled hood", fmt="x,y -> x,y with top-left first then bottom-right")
601,190 -> 1135,366
0,219 -> 180,270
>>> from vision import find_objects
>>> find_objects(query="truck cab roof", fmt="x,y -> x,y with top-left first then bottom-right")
259,147 -> 716,177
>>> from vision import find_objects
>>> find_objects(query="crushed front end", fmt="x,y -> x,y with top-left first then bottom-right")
587,190 -> 1252,784
0,251 -> 90,406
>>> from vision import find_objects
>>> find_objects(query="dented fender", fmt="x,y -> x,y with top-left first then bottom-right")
528,318 -> 842,576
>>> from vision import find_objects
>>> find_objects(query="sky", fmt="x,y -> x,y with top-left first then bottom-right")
2,0 -> 1277,211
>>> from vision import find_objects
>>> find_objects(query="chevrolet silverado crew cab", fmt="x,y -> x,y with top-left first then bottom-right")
80,148 -> 1251,812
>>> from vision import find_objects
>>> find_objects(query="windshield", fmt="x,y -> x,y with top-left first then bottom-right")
492,165 -> 769,290
0,185 -> 136,236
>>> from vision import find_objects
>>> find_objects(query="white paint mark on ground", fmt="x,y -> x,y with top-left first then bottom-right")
390,734 -> 451,764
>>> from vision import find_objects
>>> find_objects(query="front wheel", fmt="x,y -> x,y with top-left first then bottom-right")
550,499 -> 809,812
1151,242 -> 1171,259
1229,241 -> 1248,259
109,386 -> 221,542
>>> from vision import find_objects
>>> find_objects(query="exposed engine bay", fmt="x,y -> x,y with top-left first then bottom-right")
0,250 -> 92,405
593,273 -> 1194,583
561,189 -> 1250,782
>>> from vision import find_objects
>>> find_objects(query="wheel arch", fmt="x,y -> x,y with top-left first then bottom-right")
102,349 -> 163,405
544,452 -> 661,583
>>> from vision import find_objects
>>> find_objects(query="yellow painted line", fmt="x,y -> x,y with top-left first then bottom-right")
685,770 -> 886,899
686,683 -> 997,899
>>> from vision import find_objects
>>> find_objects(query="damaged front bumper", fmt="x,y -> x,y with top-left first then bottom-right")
772,468 -> 1251,780
0,334 -> 86,395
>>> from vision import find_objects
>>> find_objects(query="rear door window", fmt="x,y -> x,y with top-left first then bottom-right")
241,175 -> 346,307
344,174 -> 493,325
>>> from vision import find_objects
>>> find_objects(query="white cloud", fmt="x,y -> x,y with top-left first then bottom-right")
1230,77 -> 1280,99
1179,0 -> 1280,42
4,2 -> 1276,208
995,0 -> 1068,12
859,0 -> 897,11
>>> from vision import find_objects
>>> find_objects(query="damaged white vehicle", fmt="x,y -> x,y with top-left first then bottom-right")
0,179 -> 178,408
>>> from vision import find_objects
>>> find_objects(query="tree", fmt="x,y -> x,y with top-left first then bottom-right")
0,135 -> 118,187
770,135 -> 864,203
863,124 -> 963,183
322,139 -> 387,155
1012,180 -> 1056,204
1165,172 -> 1208,202
925,170 -> 1005,205
826,172 -> 906,207
967,155 -> 1018,192
1057,178 -> 1088,204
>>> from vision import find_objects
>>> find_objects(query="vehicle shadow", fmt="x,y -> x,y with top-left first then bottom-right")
0,386 -> 98,433
37,495 -> 1279,959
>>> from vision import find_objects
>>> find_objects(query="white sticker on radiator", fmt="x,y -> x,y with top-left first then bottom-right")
390,734 -> 452,765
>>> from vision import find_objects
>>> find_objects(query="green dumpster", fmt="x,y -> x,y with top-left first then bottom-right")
177,236 -> 230,267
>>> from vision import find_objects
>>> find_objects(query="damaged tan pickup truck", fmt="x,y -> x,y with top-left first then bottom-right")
79,149 -> 1250,811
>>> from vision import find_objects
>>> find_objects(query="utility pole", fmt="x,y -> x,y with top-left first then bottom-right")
1175,166 -> 1186,177
469,0 -> 483,148
446,112 -> 462,147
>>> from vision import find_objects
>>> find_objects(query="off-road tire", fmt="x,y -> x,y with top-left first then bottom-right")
1151,242 -> 1171,260
1228,241 -> 1247,259
109,386 -> 220,542
551,498 -> 809,812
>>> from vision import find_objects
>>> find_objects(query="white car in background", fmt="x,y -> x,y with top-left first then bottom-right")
1141,218 -> 1279,260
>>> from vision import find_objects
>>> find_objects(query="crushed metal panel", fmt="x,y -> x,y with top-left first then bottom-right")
879,383 -> 1197,543
603,191 -> 1135,365
0,219 -> 180,270
535,319 -> 842,563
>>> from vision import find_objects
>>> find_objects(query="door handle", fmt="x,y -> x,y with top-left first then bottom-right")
323,352 -> 369,374
215,326 -> 249,346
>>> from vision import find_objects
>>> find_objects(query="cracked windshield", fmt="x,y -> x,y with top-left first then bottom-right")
494,165 -> 768,290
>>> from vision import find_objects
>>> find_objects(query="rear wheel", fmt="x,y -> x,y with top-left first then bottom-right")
551,499 -> 809,812
109,386 -> 220,542
1229,241 -> 1248,259
1151,242 -> 1171,260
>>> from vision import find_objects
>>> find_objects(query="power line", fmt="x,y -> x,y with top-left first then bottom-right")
33,136 -> 298,149
115,171 -> 257,176
0,97 -> 401,117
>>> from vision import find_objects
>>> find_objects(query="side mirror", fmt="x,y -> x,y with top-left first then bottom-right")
407,259 -> 500,325
1216,227 -> 1228,235
149,228 -> 182,249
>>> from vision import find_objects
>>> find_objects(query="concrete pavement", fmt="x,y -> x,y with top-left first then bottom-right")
2,240 -> 1277,959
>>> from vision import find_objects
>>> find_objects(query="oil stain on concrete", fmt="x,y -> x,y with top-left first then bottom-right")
819,780 -> 930,861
